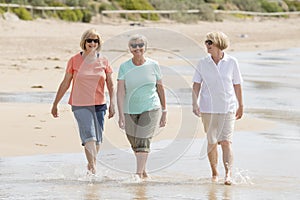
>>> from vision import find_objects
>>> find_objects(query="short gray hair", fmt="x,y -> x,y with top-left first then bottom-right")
128,34 -> 148,49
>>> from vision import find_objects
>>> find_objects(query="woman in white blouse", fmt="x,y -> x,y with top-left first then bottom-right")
192,31 -> 243,185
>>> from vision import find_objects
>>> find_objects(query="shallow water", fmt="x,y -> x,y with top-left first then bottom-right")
1,131 -> 300,200
1,48 -> 300,199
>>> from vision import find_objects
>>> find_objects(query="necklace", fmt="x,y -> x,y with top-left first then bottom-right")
212,52 -> 224,64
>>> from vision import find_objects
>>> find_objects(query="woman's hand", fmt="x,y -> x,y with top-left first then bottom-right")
51,105 -> 58,118
192,104 -> 201,117
159,112 -> 167,127
235,105 -> 243,120
108,104 -> 115,119
118,114 -> 125,129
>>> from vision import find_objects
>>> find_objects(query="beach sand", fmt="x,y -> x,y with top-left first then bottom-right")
1,17 -> 295,156
1,16 -> 300,200
0,103 -> 275,157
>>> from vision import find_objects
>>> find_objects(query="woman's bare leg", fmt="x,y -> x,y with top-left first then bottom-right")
85,141 -> 97,174
220,140 -> 233,185
135,152 -> 148,178
208,143 -> 219,182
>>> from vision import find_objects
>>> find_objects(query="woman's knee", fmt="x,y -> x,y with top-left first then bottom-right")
219,140 -> 231,146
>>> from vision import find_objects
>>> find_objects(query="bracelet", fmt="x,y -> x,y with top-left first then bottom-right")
162,108 -> 167,112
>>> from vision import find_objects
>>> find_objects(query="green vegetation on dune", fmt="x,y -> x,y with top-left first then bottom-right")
115,0 -> 159,20
0,0 -> 299,22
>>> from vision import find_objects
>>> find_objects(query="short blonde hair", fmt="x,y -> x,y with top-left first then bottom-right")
128,34 -> 148,50
206,31 -> 229,50
80,28 -> 103,51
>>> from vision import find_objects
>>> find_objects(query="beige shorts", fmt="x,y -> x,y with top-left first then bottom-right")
201,113 -> 235,144
124,109 -> 160,152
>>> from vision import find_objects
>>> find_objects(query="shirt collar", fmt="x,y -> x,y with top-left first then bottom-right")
206,52 -> 228,62
222,52 -> 229,61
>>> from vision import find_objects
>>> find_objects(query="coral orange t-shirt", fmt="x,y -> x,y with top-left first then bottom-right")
66,52 -> 112,106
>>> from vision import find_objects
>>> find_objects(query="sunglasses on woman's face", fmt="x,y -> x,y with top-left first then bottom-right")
130,43 -> 145,48
205,40 -> 213,46
86,38 -> 99,43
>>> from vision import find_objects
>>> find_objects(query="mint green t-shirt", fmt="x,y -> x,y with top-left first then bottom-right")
118,58 -> 162,114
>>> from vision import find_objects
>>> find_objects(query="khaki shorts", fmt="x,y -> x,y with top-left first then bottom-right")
125,109 -> 160,152
201,113 -> 235,144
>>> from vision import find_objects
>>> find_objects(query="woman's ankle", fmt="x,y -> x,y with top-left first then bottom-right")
87,163 -> 96,174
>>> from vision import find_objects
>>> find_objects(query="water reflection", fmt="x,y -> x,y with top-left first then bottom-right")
133,183 -> 148,200
206,184 -> 232,200
84,183 -> 101,200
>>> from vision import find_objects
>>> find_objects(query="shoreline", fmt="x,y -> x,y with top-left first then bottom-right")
0,102 -> 275,157
0,17 -> 299,157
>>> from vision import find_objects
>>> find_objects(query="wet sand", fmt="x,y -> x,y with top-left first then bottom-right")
0,17 -> 300,199
1,17 -> 299,156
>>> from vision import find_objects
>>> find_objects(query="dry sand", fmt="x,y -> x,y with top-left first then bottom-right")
0,16 -> 299,157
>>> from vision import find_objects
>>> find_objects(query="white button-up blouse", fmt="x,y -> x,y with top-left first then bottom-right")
192,53 -> 243,113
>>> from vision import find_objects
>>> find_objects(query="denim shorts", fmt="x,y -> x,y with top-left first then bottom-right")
72,105 -> 106,146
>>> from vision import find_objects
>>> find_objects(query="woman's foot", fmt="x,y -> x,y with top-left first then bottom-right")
133,172 -> 151,182
211,175 -> 219,183
87,163 -> 96,175
224,176 -> 232,185
132,173 -> 142,183
143,171 -> 148,178
136,173 -> 143,178
224,170 -> 232,185
142,171 -> 151,180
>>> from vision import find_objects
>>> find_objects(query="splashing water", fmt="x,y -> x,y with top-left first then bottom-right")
233,168 -> 254,185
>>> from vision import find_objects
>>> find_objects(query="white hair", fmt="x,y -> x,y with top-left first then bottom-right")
128,34 -> 148,49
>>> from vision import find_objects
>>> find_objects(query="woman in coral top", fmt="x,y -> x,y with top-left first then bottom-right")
51,28 -> 115,175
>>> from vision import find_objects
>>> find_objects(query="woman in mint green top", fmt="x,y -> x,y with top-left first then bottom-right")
118,57 -> 162,114
117,34 -> 167,180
